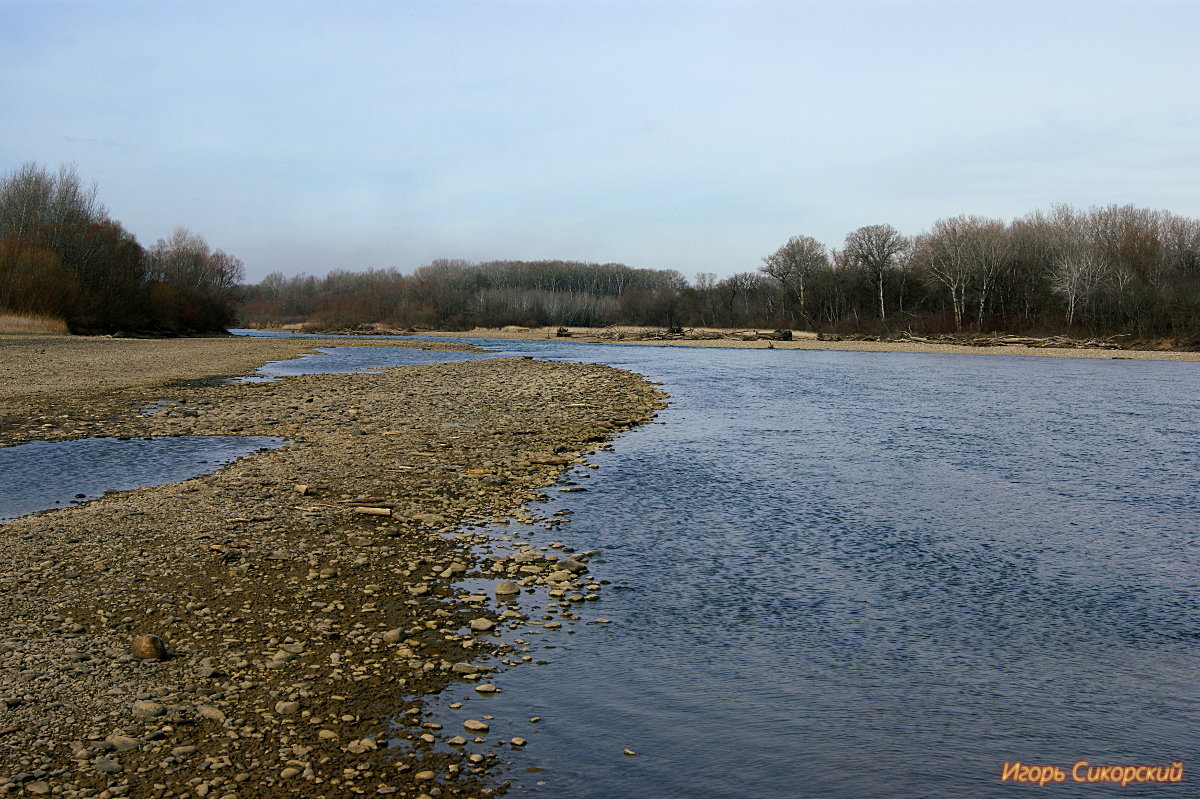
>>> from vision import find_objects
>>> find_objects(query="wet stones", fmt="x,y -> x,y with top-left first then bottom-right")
559,557 -> 588,574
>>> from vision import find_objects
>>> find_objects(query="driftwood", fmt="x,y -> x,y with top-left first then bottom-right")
898,333 -> 1127,350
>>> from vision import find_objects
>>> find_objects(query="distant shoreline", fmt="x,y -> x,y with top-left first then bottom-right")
406,326 -> 1200,362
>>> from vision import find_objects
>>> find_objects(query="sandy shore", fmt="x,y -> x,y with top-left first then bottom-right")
413,326 -> 1200,361
0,337 -> 666,797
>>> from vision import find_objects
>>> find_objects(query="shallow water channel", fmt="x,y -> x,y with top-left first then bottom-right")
0,436 -> 284,522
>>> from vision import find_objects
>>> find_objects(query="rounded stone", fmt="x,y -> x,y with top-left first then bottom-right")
130,634 -> 168,660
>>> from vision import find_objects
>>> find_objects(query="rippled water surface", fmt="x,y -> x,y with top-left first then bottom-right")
392,339 -> 1195,799
0,436 -> 285,521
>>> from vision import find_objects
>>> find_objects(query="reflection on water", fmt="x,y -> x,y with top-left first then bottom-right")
0,436 -> 285,521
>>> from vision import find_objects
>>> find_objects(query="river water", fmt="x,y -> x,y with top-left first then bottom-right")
8,332 -> 1198,796
388,338 -> 1194,799
0,436 -> 285,522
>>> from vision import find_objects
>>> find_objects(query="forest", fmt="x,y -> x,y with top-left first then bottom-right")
0,163 -> 242,333
3,162 -> 1196,343
241,205 -> 1200,345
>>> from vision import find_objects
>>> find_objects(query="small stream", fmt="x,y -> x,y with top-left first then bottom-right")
0,436 -> 284,522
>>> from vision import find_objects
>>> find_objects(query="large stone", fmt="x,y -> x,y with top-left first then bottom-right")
130,634 -> 168,661
494,581 -> 520,597
468,618 -> 495,632
274,700 -> 301,715
131,700 -> 164,718
93,757 -> 123,773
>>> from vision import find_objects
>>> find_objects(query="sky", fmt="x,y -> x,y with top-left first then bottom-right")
2,0 -> 1197,283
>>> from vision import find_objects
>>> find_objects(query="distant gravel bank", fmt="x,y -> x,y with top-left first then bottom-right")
0,336 -> 666,797
414,326 -> 1200,361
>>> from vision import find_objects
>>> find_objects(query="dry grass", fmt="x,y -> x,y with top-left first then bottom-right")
0,313 -> 69,334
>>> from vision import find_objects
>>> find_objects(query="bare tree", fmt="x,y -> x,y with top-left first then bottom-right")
1050,251 -> 1105,327
843,224 -> 909,321
760,235 -> 829,324
0,162 -> 104,247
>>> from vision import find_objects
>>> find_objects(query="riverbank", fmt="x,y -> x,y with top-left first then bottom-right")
0,335 -> 480,446
410,326 -> 1200,361
0,337 -> 666,797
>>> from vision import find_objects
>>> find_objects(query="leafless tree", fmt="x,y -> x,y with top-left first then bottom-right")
843,224 -> 909,321
1050,251 -> 1105,327
760,235 -> 829,324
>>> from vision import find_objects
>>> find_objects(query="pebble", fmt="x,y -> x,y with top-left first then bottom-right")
463,719 -> 490,733
131,699 -> 165,718
93,757 -> 123,773
130,634 -> 168,660
474,683 -> 499,694
106,735 -> 138,752
468,618 -> 496,632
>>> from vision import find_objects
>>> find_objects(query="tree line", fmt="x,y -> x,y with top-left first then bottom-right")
241,204 -> 1200,345
0,163 -> 243,333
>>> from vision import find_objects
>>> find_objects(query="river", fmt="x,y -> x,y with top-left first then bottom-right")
8,333 -> 1198,796
397,338 -> 1196,798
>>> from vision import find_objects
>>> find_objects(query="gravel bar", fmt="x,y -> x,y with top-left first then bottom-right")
0,337 -> 667,798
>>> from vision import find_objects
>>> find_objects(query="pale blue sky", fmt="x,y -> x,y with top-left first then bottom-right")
2,0 -> 1196,282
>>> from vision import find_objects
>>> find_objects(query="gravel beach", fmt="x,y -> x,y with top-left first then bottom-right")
0,336 -> 666,798
414,326 -> 1200,361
